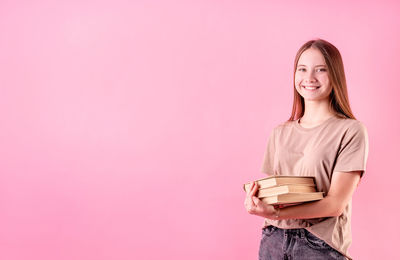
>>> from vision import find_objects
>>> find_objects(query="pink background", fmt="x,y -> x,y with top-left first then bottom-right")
0,0 -> 399,259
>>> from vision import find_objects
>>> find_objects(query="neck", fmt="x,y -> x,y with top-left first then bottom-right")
301,99 -> 335,123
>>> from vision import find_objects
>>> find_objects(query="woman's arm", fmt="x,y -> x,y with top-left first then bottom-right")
244,171 -> 362,219
276,171 -> 362,219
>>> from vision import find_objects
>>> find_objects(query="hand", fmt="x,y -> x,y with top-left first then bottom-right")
244,181 -> 277,219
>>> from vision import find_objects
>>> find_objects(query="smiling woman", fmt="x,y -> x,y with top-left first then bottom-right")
296,53 -> 329,97
244,39 -> 369,260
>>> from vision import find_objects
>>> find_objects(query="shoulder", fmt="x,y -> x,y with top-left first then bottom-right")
269,119 -> 297,138
332,118 -> 369,146
334,117 -> 368,134
273,120 -> 293,131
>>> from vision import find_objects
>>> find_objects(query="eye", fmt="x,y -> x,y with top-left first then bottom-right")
297,68 -> 306,72
316,68 -> 327,72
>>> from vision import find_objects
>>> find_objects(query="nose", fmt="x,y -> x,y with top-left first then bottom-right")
304,71 -> 317,83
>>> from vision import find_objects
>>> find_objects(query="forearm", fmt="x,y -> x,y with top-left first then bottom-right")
274,195 -> 344,220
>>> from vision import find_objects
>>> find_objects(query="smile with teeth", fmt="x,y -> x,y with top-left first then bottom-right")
302,85 -> 321,90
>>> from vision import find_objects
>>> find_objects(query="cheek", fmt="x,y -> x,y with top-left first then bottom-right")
320,75 -> 330,83
294,76 -> 301,86
325,80 -> 332,88
294,83 -> 302,92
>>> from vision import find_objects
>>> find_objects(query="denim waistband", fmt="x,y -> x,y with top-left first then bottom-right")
279,227 -> 307,238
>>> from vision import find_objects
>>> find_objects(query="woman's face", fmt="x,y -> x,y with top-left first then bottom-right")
295,47 -> 332,102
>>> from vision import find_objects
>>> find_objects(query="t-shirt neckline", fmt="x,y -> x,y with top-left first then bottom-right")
294,116 -> 337,131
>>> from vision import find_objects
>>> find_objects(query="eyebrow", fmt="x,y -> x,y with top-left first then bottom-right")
297,64 -> 327,67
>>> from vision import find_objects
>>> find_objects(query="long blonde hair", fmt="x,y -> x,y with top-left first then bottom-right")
288,39 -> 356,122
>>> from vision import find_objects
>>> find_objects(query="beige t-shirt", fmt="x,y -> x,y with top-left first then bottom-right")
260,115 -> 369,260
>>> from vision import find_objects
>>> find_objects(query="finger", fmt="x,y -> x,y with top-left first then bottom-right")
246,181 -> 255,195
245,190 -> 256,206
244,198 -> 255,212
250,182 -> 259,197
245,192 -> 256,208
252,196 -> 261,206
246,194 -> 258,212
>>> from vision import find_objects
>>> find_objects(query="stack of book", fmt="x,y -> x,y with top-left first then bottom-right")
243,175 -> 324,205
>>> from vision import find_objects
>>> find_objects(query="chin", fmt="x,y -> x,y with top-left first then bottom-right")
302,95 -> 330,102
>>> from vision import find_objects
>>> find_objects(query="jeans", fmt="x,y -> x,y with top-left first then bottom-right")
259,225 -> 347,260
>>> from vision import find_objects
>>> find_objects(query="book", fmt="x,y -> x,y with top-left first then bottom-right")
255,185 -> 316,198
261,192 -> 324,205
243,175 -> 315,191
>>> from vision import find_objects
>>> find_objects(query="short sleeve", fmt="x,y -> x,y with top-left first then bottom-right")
333,121 -> 369,178
260,128 -> 276,175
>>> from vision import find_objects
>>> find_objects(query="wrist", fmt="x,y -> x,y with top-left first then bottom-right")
273,206 -> 280,220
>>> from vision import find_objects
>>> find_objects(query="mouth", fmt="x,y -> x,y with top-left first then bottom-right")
302,85 -> 321,90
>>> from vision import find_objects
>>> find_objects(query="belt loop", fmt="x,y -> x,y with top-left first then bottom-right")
300,228 -> 305,238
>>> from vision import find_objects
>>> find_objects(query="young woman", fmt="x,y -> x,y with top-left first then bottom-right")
244,39 -> 369,260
